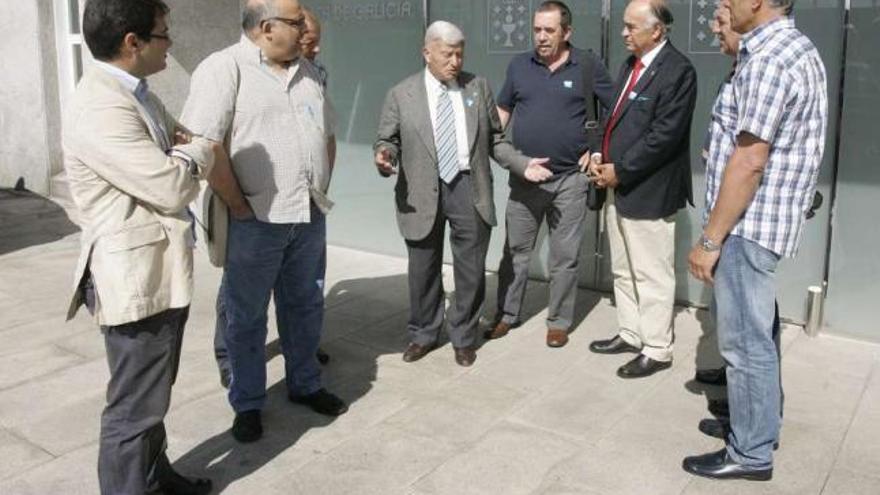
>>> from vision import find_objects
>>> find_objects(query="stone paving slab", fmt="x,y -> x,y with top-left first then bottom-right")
1,193 -> 879,495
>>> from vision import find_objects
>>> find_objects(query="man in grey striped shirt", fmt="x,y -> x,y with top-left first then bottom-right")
180,0 -> 346,444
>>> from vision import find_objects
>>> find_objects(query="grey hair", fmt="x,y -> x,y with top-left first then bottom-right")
768,0 -> 795,15
242,0 -> 279,31
424,20 -> 465,47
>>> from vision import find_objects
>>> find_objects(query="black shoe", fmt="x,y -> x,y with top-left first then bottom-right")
616,354 -> 671,378
152,455 -> 213,495
157,470 -> 213,495
708,398 -> 730,418
231,410 -> 262,443
454,346 -> 477,367
682,448 -> 772,481
695,366 -> 727,386
698,418 -> 729,439
289,388 -> 348,416
219,367 -> 232,389
698,418 -> 779,450
589,335 -> 641,355
316,347 -> 330,365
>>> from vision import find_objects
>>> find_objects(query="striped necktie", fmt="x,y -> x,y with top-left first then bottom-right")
435,84 -> 460,184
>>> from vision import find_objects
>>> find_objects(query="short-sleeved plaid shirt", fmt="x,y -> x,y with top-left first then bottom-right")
704,17 -> 827,258
181,36 -> 335,224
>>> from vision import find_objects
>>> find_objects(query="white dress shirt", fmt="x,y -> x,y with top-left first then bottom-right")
424,69 -> 470,171
611,39 -> 668,111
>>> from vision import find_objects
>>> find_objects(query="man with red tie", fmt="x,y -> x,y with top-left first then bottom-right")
588,0 -> 697,378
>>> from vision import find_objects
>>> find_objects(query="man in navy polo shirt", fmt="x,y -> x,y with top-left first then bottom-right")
484,0 -> 614,347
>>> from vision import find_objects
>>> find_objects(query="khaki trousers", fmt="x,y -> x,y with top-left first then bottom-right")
605,190 -> 676,362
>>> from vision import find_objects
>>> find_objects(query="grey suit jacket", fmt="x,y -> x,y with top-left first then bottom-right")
375,70 -> 530,241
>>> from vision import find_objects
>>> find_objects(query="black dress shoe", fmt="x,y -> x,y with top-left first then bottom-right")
708,398 -> 730,418
589,335 -> 640,355
616,354 -> 671,378
231,409 -> 262,443
682,448 -> 772,481
698,417 -> 730,439
289,388 -> 348,416
454,347 -> 476,367
695,366 -> 727,386
316,347 -> 330,365
402,342 -> 434,362
698,418 -> 780,450
157,470 -> 213,495
153,456 -> 212,495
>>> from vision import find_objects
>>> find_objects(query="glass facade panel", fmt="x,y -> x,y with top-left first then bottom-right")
824,1 -> 880,339
72,43 -> 83,82
68,0 -> 80,34
310,0 -> 426,256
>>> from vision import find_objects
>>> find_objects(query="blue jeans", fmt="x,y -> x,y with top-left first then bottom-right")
714,235 -> 781,468
223,207 -> 326,413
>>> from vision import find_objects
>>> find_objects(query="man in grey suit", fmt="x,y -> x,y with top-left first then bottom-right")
374,21 -> 552,366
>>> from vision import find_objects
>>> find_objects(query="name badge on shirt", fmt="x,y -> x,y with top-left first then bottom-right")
563,80 -> 573,89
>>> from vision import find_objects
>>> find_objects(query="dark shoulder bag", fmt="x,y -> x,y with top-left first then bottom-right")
582,50 -> 606,211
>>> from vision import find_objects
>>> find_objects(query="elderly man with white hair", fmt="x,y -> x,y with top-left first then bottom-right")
375,21 -> 552,366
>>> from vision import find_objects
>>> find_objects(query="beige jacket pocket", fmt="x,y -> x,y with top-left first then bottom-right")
104,222 -> 167,252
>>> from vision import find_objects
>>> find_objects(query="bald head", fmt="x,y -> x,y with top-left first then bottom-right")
242,0 -> 278,32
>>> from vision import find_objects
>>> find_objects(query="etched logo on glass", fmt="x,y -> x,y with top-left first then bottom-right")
488,0 -> 532,54
689,0 -> 722,54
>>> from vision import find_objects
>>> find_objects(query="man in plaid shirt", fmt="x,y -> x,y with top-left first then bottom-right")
683,0 -> 827,481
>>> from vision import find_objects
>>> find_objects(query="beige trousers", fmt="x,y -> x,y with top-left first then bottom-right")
605,190 -> 676,362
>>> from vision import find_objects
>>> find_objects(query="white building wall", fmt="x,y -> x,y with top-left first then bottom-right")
0,0 -> 62,194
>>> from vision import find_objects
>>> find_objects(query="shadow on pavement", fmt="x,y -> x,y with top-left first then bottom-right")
172,273 -> 410,492
0,189 -> 79,256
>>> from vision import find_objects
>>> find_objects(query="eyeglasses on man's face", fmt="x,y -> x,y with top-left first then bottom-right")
147,32 -> 171,42
268,16 -> 306,30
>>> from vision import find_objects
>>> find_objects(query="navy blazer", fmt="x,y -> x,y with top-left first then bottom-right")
605,42 -> 697,220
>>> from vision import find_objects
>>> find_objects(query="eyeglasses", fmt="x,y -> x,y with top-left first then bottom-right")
268,16 -> 306,30
147,32 -> 171,41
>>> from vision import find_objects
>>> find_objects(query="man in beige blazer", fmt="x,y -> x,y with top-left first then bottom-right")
63,1 -> 225,493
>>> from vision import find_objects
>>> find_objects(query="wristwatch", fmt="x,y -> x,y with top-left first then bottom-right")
698,233 -> 722,252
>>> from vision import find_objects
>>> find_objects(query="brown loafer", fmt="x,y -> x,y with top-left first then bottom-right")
454,346 -> 477,367
402,342 -> 433,363
546,329 -> 569,348
483,321 -> 514,340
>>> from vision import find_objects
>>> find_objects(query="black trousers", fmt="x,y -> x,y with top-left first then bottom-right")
98,307 -> 188,495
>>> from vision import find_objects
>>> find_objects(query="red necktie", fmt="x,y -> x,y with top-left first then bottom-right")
602,59 -> 643,160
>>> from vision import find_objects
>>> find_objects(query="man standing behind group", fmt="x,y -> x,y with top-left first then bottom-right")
684,0 -> 826,480
181,0 -> 346,445
300,8 -> 328,87
63,0 -> 220,492
588,0 -> 697,378
375,21 -> 552,367
485,1 -> 615,348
